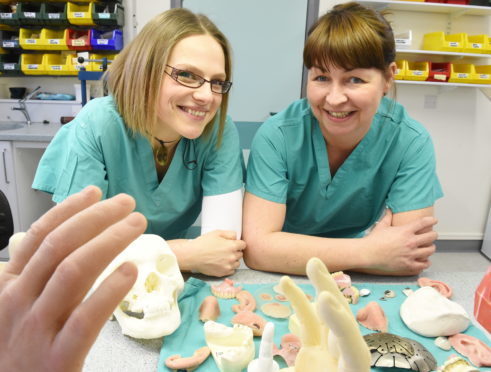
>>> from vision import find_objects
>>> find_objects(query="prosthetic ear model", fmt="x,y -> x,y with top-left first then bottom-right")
278,257 -> 371,372
93,234 -> 184,339
204,320 -> 255,372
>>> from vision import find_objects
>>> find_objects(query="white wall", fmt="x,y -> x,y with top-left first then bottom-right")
5,0 -> 489,240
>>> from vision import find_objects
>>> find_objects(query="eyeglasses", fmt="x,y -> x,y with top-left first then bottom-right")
165,65 -> 232,94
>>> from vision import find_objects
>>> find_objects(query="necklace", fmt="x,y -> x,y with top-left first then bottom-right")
154,137 -> 178,167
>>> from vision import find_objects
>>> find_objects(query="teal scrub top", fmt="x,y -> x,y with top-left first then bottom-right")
245,97 -> 443,238
33,96 -> 244,239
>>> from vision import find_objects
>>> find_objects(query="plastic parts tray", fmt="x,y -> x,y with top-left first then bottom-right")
41,2 -> 69,28
423,32 -> 465,53
67,2 -> 95,26
427,62 -> 450,82
19,28 -> 43,50
448,63 -> 475,83
90,29 -> 123,51
92,2 -> 124,27
405,61 -> 429,81
21,53 -> 45,75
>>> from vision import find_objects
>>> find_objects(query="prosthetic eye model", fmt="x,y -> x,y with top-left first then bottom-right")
93,234 -> 184,339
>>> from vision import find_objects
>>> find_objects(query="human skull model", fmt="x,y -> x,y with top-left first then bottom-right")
93,234 -> 184,339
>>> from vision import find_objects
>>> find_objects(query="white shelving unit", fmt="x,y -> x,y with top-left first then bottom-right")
358,0 -> 491,16
360,0 -> 491,90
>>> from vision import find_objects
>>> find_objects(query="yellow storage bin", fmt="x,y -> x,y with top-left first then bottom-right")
472,65 -> 491,85
394,60 -> 407,80
21,53 -> 45,75
44,53 -> 77,75
448,63 -> 475,84
405,61 -> 429,81
67,2 -> 95,26
88,53 -> 117,71
463,34 -> 490,54
423,32 -> 465,53
19,28 -> 43,50
41,28 -> 68,50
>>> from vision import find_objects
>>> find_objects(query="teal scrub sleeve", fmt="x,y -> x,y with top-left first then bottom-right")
386,133 -> 443,213
32,113 -> 109,203
201,117 -> 245,196
245,123 -> 289,204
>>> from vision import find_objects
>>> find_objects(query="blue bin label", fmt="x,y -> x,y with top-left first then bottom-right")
48,13 -> 61,19
97,39 -> 109,45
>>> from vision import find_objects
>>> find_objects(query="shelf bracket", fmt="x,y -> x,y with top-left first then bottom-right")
479,87 -> 491,101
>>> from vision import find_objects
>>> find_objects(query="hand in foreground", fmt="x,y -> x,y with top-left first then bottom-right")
362,209 -> 438,276
0,186 -> 147,372
185,230 -> 246,277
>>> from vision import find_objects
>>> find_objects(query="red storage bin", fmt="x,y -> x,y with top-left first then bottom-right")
428,62 -> 450,82
67,29 -> 90,50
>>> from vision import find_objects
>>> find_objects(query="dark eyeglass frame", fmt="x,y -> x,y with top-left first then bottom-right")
165,65 -> 232,94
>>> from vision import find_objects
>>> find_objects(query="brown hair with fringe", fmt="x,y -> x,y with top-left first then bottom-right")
106,8 -> 232,146
304,2 -> 395,76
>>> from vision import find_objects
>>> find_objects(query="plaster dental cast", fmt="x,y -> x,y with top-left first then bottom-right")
32,8 -> 245,277
243,2 -> 443,276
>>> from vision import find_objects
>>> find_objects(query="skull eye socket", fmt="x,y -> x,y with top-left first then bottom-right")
156,254 -> 177,273
145,272 -> 161,292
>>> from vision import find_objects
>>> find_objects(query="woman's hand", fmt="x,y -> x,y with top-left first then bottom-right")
361,209 -> 438,275
183,230 -> 246,277
0,186 -> 147,372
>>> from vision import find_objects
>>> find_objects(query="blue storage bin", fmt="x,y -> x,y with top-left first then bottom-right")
90,29 -> 123,51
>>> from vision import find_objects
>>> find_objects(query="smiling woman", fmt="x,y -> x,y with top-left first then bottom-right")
243,2 -> 443,277
32,8 -> 246,278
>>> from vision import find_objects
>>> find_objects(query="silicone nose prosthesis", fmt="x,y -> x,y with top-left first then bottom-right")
278,257 -> 371,372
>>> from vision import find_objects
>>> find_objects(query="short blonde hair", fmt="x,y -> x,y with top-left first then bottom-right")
107,8 -> 232,144
304,2 -> 395,74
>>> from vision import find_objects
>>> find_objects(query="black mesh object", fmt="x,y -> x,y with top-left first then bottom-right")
0,190 -> 13,250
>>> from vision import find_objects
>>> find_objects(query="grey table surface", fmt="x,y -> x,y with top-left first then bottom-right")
83,249 -> 491,372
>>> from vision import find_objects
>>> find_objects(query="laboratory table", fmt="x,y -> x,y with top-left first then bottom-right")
83,248 -> 490,372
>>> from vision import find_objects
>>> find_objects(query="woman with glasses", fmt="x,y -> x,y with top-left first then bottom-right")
33,9 -> 245,277
243,2 -> 443,276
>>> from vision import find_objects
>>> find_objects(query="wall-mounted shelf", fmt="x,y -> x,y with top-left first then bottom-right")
358,0 -> 491,16
396,49 -> 491,59
395,79 -> 491,88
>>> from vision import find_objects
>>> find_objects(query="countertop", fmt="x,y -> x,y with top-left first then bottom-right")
0,122 -> 62,142
83,248 -> 491,372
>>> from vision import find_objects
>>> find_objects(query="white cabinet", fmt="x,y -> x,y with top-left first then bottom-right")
11,142 -> 55,232
359,0 -> 491,88
0,141 -> 20,231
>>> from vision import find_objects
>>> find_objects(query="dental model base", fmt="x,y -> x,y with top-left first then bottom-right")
93,234 -> 184,339
278,257 -> 371,372
204,321 -> 255,372
247,322 -> 280,372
